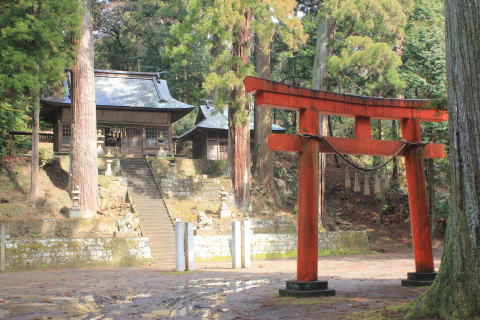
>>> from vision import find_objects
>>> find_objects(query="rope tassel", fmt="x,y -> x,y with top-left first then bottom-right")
364,174 -> 370,196
354,172 -> 360,192
345,169 -> 351,189
374,174 -> 382,194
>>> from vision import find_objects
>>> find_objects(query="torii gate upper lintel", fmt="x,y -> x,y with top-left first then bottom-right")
244,76 -> 448,297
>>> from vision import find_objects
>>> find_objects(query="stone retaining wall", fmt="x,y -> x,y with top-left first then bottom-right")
3,237 -> 151,271
194,231 -> 369,261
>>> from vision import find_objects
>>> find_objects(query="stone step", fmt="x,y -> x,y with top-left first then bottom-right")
128,186 -> 160,190
128,180 -> 157,183
129,192 -> 163,196
146,233 -> 174,238
121,158 -> 175,265
131,198 -> 165,203
134,204 -> 168,209
151,241 -> 175,246
141,227 -> 173,232
134,206 -> 168,211
142,229 -> 174,234
137,215 -> 169,219
143,233 -> 174,238
148,236 -> 175,242
151,251 -> 175,256
148,239 -> 175,243
134,203 -> 169,207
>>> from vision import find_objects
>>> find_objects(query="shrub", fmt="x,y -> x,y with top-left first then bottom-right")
39,147 -> 54,167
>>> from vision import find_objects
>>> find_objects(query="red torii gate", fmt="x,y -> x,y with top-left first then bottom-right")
244,76 -> 448,297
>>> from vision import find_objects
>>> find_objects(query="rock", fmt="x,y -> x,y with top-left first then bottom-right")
116,212 -> 140,235
197,210 -> 213,227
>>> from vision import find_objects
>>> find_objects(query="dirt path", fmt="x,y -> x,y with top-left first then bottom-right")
0,250 -> 441,320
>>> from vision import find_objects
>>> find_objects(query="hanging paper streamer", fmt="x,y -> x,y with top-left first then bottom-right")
374,174 -> 382,194
364,174 -> 370,196
384,174 -> 390,189
345,169 -> 351,190
354,172 -> 360,192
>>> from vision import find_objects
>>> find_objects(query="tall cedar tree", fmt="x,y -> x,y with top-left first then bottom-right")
252,36 -> 273,196
173,0 -> 305,208
408,0 -> 480,318
70,0 -> 98,218
311,8 -> 331,230
0,0 -> 81,203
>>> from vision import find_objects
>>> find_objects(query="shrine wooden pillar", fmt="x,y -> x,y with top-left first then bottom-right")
400,119 -> 436,285
297,108 -> 320,282
277,107 -> 335,296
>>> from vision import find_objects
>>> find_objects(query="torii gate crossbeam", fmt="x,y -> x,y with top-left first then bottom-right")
244,76 -> 448,297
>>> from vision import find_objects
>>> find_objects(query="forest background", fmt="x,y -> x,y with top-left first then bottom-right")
0,0 -> 448,222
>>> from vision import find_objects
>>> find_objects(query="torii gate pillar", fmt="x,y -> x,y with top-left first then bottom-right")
400,119 -> 437,286
278,108 -> 336,297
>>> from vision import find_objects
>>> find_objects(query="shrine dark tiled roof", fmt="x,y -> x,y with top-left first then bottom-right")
178,104 -> 285,140
41,70 -> 195,111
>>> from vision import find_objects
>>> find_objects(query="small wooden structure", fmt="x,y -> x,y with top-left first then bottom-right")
41,70 -> 195,156
244,76 -> 448,296
177,104 -> 285,160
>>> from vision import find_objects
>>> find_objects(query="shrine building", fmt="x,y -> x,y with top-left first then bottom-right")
40,70 -> 195,157
177,102 -> 285,160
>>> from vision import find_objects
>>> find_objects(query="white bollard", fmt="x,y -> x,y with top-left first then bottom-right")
175,221 -> 185,271
232,221 -> 242,269
185,222 -> 195,271
0,224 -> 5,272
241,220 -> 252,268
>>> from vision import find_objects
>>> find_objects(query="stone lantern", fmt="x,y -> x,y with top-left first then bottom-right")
97,129 -> 105,155
218,187 -> 231,219
157,133 -> 167,157
70,186 -> 82,218
105,149 -> 114,176
168,159 -> 176,175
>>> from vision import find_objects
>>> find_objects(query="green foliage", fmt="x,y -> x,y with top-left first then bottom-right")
0,0 -> 81,155
271,12 -> 319,87
173,107 -> 198,136
0,107 -> 30,155
39,147 -> 54,167
0,0 -> 82,105
328,36 -> 405,96
323,0 -> 413,97
172,0 -> 306,124
401,0 -> 446,100
399,0 -> 449,213
94,0 -> 207,105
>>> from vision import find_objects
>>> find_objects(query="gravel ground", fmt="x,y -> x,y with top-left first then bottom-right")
0,250 -> 442,320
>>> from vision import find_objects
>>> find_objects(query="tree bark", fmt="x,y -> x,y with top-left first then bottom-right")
311,11 -> 331,230
230,9 -> 252,209
253,35 -> 273,195
28,102 -> 40,204
70,0 -> 98,218
409,0 -> 480,318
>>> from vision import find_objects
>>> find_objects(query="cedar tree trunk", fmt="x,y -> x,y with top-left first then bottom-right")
311,11 -> 331,230
70,0 -> 98,218
253,35 -> 273,194
409,0 -> 480,318
29,101 -> 40,204
230,9 -> 252,209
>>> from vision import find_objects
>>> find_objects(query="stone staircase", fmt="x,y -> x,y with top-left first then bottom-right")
120,158 -> 175,267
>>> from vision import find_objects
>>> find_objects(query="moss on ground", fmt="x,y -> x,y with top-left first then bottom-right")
270,294 -> 353,306
345,304 -> 408,320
